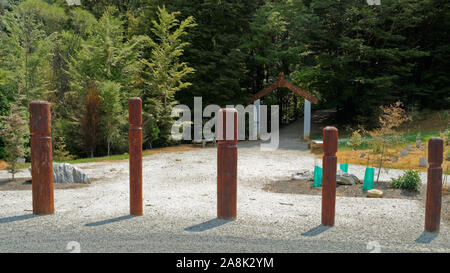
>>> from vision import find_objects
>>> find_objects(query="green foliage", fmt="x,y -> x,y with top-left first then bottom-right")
53,136 -> 75,161
391,169 -> 422,191
1,0 -> 449,160
446,150 -> 450,161
141,6 -> 196,146
0,93 -> 29,180
154,0 -> 262,107
98,80 -> 124,156
0,0 -> 60,101
66,6 -> 146,156
443,111 -> 449,120
441,129 -> 450,146
347,130 -> 363,150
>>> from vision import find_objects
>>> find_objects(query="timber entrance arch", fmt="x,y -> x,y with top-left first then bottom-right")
250,72 -> 318,140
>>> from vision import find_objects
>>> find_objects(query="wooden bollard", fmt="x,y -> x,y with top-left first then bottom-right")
217,108 -> 238,220
425,137 -> 443,233
29,101 -> 54,215
129,98 -> 143,216
322,126 -> 338,226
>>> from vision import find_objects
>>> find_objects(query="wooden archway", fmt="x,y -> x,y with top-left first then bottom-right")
250,72 -> 318,139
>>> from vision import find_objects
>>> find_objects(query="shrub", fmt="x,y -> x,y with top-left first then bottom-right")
391,169 -> 422,191
0,93 -> 29,180
371,136 -> 383,154
347,130 -> 363,150
53,137 -> 75,161
441,129 -> 450,146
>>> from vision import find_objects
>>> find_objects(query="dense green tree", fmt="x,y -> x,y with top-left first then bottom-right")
141,6 -> 196,146
98,80 -> 124,156
1,0 -> 449,160
67,6 -> 146,156
146,0 -> 264,109
0,92 -> 29,180
0,0 -> 64,101
304,0 -> 431,125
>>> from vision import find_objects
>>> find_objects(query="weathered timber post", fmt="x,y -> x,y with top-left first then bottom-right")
217,108 -> 238,220
29,101 -> 54,215
322,126 -> 338,226
425,137 -> 443,233
129,98 -> 143,216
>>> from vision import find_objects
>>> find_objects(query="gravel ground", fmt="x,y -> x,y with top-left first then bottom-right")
0,120 -> 448,253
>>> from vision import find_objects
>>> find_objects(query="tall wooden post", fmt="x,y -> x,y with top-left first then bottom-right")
217,108 -> 238,220
129,98 -> 143,216
322,126 -> 338,226
29,101 -> 54,215
425,137 -> 443,233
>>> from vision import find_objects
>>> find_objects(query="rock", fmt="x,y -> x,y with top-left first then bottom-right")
292,169 -> 314,181
406,145 -> 413,152
367,189 -> 383,198
416,140 -> 421,149
336,170 -> 360,185
419,157 -> 427,167
16,158 -> 26,163
360,152 -> 366,158
29,163 -> 90,184
392,156 -> 398,163
400,149 -> 408,157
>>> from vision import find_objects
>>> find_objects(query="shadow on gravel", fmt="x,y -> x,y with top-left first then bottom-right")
0,214 -> 40,224
415,232 -> 438,244
301,225 -> 331,237
185,218 -> 233,232
85,215 -> 136,227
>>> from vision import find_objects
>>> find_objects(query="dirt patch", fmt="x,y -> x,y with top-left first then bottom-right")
0,177 -> 91,191
143,144 -> 199,155
263,179 -> 450,224
0,160 -> 7,171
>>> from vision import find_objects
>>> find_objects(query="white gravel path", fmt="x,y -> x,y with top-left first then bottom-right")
0,143 -> 449,253
0,119 -> 448,253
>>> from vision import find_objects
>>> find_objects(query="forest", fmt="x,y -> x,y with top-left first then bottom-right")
0,0 -> 449,160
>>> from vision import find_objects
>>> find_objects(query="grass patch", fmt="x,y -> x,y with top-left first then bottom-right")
331,146 -> 450,175
311,131 -> 443,150
61,153 -> 130,164
0,144 -> 198,171
60,144 -> 197,164
310,126 -> 450,174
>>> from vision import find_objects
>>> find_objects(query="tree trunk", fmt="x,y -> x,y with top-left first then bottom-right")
376,142 -> 385,183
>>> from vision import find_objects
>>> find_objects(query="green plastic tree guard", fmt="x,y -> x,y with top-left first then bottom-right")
340,163 -> 348,173
363,167 -> 375,190
313,166 -> 322,187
